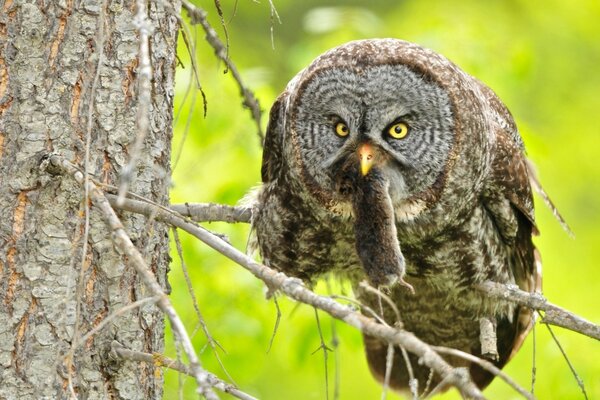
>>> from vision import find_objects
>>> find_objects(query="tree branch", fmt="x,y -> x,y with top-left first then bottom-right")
474,281 -> 600,341
41,154 -> 219,400
170,203 -> 252,223
163,202 -> 600,343
110,342 -> 258,400
181,0 -> 264,145
106,194 -> 485,399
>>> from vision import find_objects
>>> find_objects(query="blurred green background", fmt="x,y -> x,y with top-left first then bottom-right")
164,1 -> 600,398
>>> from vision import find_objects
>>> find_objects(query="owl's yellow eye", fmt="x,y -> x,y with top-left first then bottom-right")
335,122 -> 350,137
387,122 -> 409,139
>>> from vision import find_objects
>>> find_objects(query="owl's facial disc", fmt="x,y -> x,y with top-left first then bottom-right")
292,64 -> 455,204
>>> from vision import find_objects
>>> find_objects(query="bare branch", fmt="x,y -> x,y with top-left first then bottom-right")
266,0 -> 281,50
543,321 -> 588,399
475,281 -> 600,341
172,227 -> 234,384
171,202 -> 252,223
479,317 -> 498,361
181,0 -> 264,145
107,194 -> 485,399
312,307 -> 332,400
42,155 -> 219,400
266,294 -> 282,353
433,346 -> 535,400
381,344 -> 394,400
111,342 -> 258,400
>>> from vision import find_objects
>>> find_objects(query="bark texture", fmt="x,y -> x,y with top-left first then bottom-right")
0,0 -> 177,398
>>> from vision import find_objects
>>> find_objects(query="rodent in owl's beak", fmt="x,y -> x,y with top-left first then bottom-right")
358,143 -> 374,176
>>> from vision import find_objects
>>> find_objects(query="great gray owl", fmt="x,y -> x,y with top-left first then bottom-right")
251,39 -> 542,393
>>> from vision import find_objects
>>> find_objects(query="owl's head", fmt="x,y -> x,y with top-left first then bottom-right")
271,39 -> 491,217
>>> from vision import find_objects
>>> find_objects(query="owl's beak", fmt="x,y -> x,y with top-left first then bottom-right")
358,143 -> 374,176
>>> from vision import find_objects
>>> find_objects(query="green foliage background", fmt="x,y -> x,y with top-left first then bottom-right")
164,1 -> 600,398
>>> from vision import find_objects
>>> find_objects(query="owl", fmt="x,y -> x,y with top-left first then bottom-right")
251,39 -> 541,393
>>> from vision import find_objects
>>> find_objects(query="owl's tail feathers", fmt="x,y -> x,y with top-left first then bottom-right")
525,158 -> 574,237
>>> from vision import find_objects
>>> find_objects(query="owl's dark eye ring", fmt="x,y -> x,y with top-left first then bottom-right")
386,122 -> 409,139
334,122 -> 350,137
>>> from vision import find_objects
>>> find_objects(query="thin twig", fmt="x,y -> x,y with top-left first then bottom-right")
326,278 -> 341,400
111,342 -> 258,400
421,368 -> 435,398
381,344 -> 394,400
107,194 -> 485,399
117,0 -> 154,205
213,0 -> 229,71
358,281 -> 402,328
161,0 -> 207,119
423,369 -> 466,400
433,346 -> 535,400
312,307 -> 331,400
359,282 -> 416,397
172,228 -> 234,384
42,155 -> 219,400
266,294 -> 281,353
266,0 -> 281,50
475,281 -> 600,341
531,317 -> 537,395
181,0 -> 264,145
543,321 -> 588,399
400,346 -> 418,400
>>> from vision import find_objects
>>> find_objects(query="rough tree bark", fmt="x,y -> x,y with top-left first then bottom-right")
0,0 -> 177,398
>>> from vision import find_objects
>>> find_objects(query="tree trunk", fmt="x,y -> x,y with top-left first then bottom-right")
0,0 -> 177,398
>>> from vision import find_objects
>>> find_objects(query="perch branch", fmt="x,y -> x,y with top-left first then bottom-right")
162,202 -> 600,342
475,281 -> 600,341
181,0 -> 264,145
110,342 -> 257,400
42,155 -> 219,400
171,203 -> 252,223
107,195 -> 485,399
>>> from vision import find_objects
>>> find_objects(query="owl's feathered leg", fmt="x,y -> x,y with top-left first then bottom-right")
351,169 -> 413,290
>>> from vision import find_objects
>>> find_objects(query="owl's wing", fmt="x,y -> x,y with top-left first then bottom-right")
477,79 -> 571,234
477,127 -> 542,386
261,92 -> 289,183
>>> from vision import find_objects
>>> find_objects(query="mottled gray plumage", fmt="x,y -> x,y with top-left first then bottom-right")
251,39 -> 541,392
